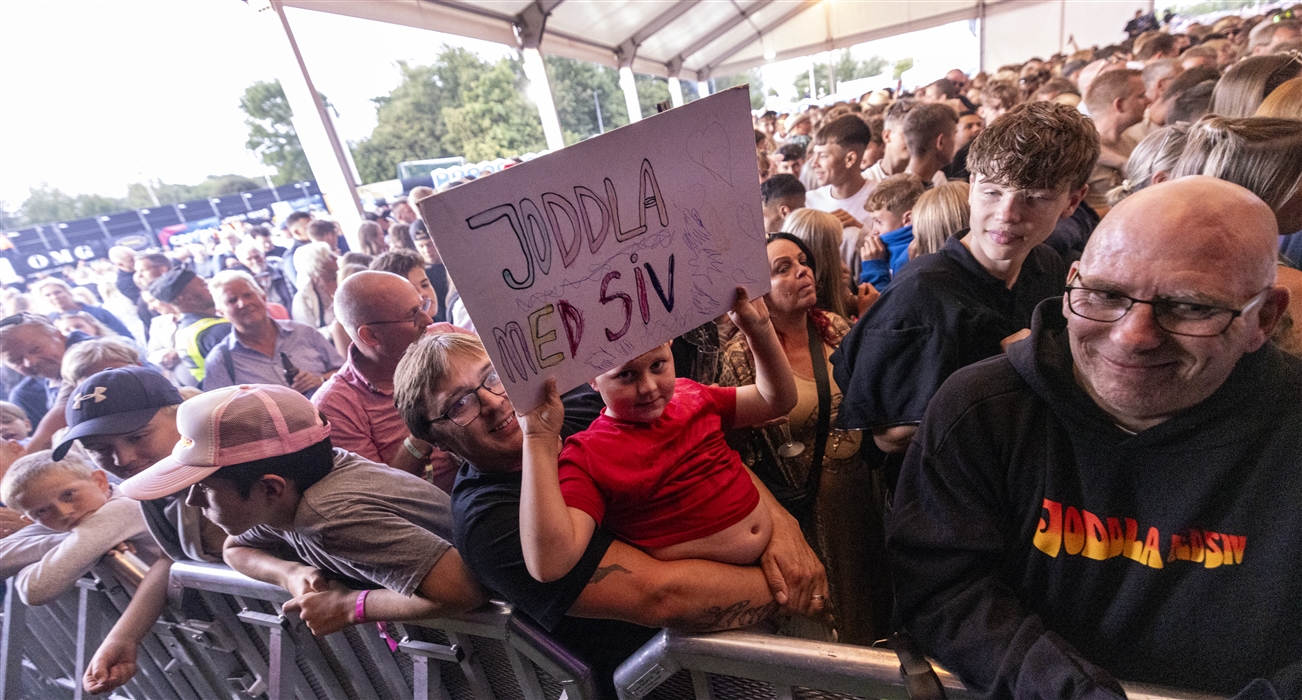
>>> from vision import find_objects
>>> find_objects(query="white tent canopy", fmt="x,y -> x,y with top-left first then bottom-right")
983,0 -> 1151,71
256,0 -> 1151,233
280,0 -> 1151,82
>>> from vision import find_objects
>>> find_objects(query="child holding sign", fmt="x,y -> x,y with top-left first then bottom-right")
518,287 -> 797,583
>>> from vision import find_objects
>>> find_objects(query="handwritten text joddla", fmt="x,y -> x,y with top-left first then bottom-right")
467,158 -> 679,383
418,87 -> 766,412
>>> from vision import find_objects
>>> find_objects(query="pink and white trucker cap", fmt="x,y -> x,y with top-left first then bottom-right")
120,384 -> 331,500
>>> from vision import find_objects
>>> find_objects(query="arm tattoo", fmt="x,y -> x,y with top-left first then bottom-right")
692,600 -> 780,632
588,564 -> 632,584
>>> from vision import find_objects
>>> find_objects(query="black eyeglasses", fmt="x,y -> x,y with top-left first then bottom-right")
432,371 -> 507,427
364,298 -> 432,330
1064,285 -> 1270,337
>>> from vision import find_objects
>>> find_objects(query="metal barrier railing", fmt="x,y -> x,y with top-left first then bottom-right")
168,560 -> 597,700
4,560 -> 595,700
3,562 -> 1230,700
614,630 -> 1227,700
2,556 -> 243,700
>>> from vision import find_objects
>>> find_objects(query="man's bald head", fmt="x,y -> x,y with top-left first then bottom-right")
335,270 -> 416,339
1083,176 -> 1279,296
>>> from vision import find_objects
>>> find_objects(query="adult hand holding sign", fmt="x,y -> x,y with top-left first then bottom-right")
417,88 -> 769,412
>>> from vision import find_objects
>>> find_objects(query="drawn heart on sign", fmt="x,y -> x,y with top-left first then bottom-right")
686,122 -> 732,185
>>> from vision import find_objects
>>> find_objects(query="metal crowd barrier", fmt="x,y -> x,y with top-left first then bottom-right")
167,560 -> 598,700
3,553 -> 268,700
2,558 -> 1231,700
614,630 -> 1227,700
4,559 -> 595,700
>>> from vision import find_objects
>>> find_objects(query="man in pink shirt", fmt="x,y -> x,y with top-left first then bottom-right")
313,271 -> 460,492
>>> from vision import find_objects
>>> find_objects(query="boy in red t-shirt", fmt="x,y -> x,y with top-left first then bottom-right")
519,287 -> 798,583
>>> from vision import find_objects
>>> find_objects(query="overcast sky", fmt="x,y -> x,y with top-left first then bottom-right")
1,1 -> 521,206
4,0 -> 1121,208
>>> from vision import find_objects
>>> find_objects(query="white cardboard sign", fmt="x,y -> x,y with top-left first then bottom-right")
417,87 -> 768,412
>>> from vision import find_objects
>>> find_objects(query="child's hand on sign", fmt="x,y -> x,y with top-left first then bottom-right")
727,286 -> 771,337
518,378 -> 565,444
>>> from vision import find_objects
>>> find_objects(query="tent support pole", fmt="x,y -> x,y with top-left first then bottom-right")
515,2 -> 566,151
251,0 -> 364,243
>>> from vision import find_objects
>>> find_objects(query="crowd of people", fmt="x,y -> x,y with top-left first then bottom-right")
2,5 -> 1301,698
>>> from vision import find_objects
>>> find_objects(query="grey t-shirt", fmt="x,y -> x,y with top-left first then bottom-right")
140,493 -> 225,564
232,449 -> 453,596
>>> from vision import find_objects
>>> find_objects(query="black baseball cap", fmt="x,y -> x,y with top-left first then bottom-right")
53,366 -> 183,461
149,267 -> 197,304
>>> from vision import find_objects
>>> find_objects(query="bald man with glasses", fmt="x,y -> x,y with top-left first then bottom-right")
889,177 -> 1301,699
313,270 -> 459,491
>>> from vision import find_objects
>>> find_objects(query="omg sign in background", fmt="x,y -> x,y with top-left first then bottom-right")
418,87 -> 768,412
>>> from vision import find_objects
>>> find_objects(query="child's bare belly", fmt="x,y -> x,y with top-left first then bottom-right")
644,503 -> 773,564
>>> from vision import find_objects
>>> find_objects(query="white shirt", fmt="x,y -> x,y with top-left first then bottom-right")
863,162 -> 949,191
805,180 -> 874,228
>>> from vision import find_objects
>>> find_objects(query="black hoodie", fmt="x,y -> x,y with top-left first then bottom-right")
833,236 -> 1065,432
889,299 -> 1302,698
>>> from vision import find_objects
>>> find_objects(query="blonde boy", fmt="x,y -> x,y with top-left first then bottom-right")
0,450 -> 156,605
860,173 -> 927,291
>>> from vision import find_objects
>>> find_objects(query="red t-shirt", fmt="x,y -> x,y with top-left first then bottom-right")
558,378 -> 761,549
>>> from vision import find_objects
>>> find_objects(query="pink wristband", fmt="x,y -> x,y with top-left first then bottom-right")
355,590 -> 370,624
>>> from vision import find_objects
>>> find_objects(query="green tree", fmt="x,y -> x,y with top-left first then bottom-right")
681,80 -> 701,104
713,68 -> 766,109
352,47 -> 571,180
635,74 -> 672,118
1172,0 -> 1256,14
893,58 -> 915,80
545,56 -> 629,143
5,175 -> 266,228
193,174 -> 262,198
125,175 -> 264,209
793,50 -> 888,99
634,75 -> 705,113
239,80 -> 313,186
125,182 -> 172,209
351,49 -> 496,183
9,185 -> 124,227
443,56 -> 547,161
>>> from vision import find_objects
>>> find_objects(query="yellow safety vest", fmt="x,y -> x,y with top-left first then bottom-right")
176,316 -> 229,384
